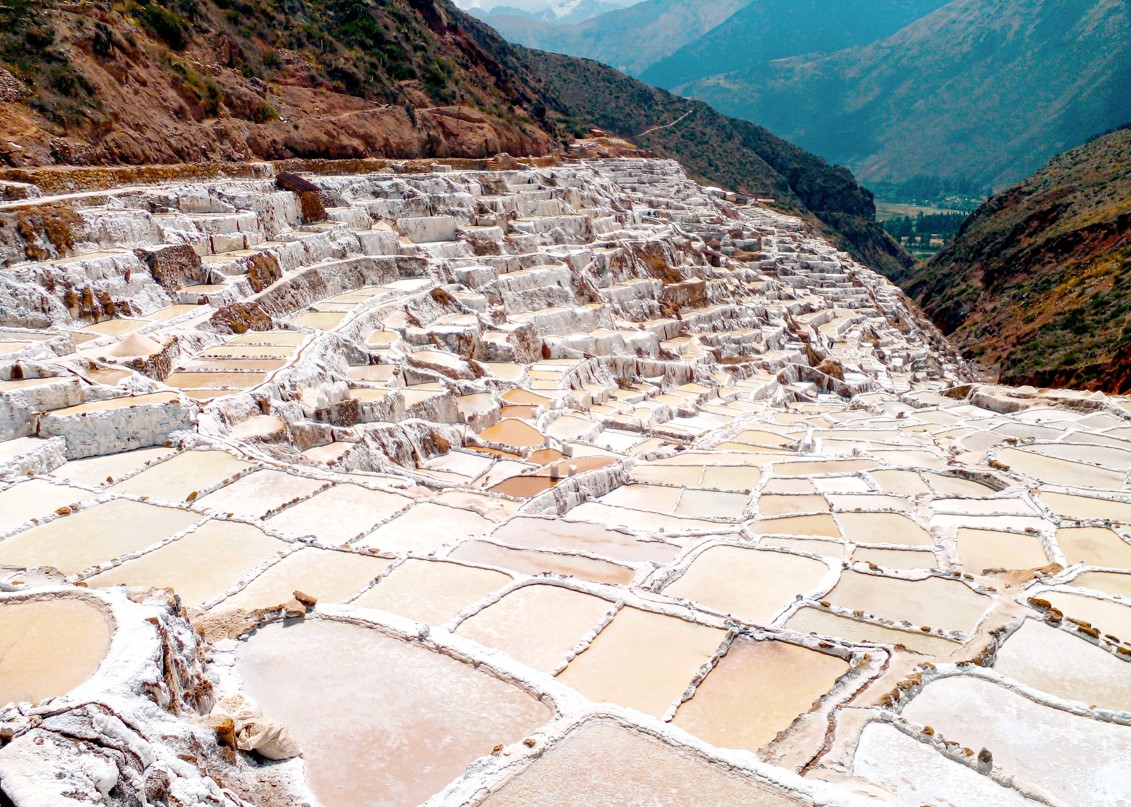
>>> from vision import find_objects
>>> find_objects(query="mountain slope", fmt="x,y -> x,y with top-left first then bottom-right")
641,0 -> 948,91
0,0 -> 906,276
515,48 -> 909,276
676,0 -> 1131,190
904,125 -> 1131,391
0,0 -> 556,166
475,0 -> 747,76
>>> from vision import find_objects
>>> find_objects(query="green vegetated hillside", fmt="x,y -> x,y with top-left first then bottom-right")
640,0 -> 948,90
515,48 -> 910,276
905,125 -> 1131,392
473,0 -> 748,76
0,0 -> 908,275
675,0 -> 1131,191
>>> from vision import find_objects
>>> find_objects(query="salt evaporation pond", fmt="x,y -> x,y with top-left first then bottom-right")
0,596 -> 112,705
236,619 -> 552,807
480,720 -> 804,807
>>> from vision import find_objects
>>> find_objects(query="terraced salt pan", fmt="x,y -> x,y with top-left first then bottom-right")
87,520 -> 286,607
955,528 -> 1049,574
869,470 -> 932,497
236,619 -> 552,807
43,391 -> 180,416
489,517 -> 678,564
1069,570 -> 1131,598
48,446 -> 176,487
480,720 -> 804,807
0,499 -> 200,574
752,514 -> 842,537
673,637 -> 849,752
852,547 -> 937,570
758,494 -> 829,516
785,607 -> 962,656
997,447 -> 1127,490
0,596 -> 112,705
357,502 -> 496,554
994,619 -> 1131,711
826,571 -> 989,634
853,722 -> 1042,807
900,676 -> 1131,806
456,584 -> 615,672
557,607 -> 726,718
109,450 -> 255,503
565,502 -> 722,534
265,484 -> 411,543
1056,526 -> 1131,569
1038,490 -> 1131,522
836,512 -> 934,547
0,479 -> 97,529
216,548 -> 391,612
1039,589 -> 1131,641
763,537 -> 848,558
449,541 -> 635,585
353,560 -> 511,624
192,470 -> 326,519
663,546 -> 832,624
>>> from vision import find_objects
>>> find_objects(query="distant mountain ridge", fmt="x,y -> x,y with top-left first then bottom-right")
475,0 -> 634,24
903,124 -> 1131,391
474,0 -> 748,75
641,0 -> 949,90
674,0 -> 1131,190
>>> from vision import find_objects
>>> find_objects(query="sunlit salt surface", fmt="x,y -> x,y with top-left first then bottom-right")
852,547 -> 937,570
236,619 -> 552,807
479,720 -> 804,807
353,560 -> 511,624
1070,570 -> 1131,598
826,571 -> 989,634
751,514 -> 842,537
192,470 -> 326,519
47,446 -> 177,487
108,450 -> 254,502
0,499 -> 201,574
457,584 -> 614,671
853,721 -> 1040,807
557,607 -> 726,717
901,676 -> 1131,807
216,548 -> 391,612
836,512 -> 934,546
1039,491 -> 1131,522
1056,526 -> 1131,569
955,528 -> 1049,574
492,517 -> 678,564
265,484 -> 411,543
1041,590 -> 1131,641
88,521 -> 286,607
663,546 -> 831,624
357,502 -> 496,553
449,541 -> 635,584
993,619 -> 1131,712
785,607 -> 961,656
0,479 -> 97,528
673,637 -> 848,752
0,597 -> 112,705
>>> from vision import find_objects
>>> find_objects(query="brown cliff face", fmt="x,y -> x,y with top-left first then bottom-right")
0,0 -> 554,167
905,125 -> 1131,392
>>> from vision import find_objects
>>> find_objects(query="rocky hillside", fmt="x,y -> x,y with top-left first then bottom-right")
904,125 -> 1131,391
0,0 -> 557,166
0,0 -> 907,277
673,0 -> 1131,190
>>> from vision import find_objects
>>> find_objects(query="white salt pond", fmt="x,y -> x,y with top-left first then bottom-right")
557,607 -> 726,718
673,637 -> 849,752
236,619 -> 552,807
479,720 -> 804,807
0,596 -> 112,705
901,676 -> 1131,806
456,584 -> 614,672
663,546 -> 832,624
